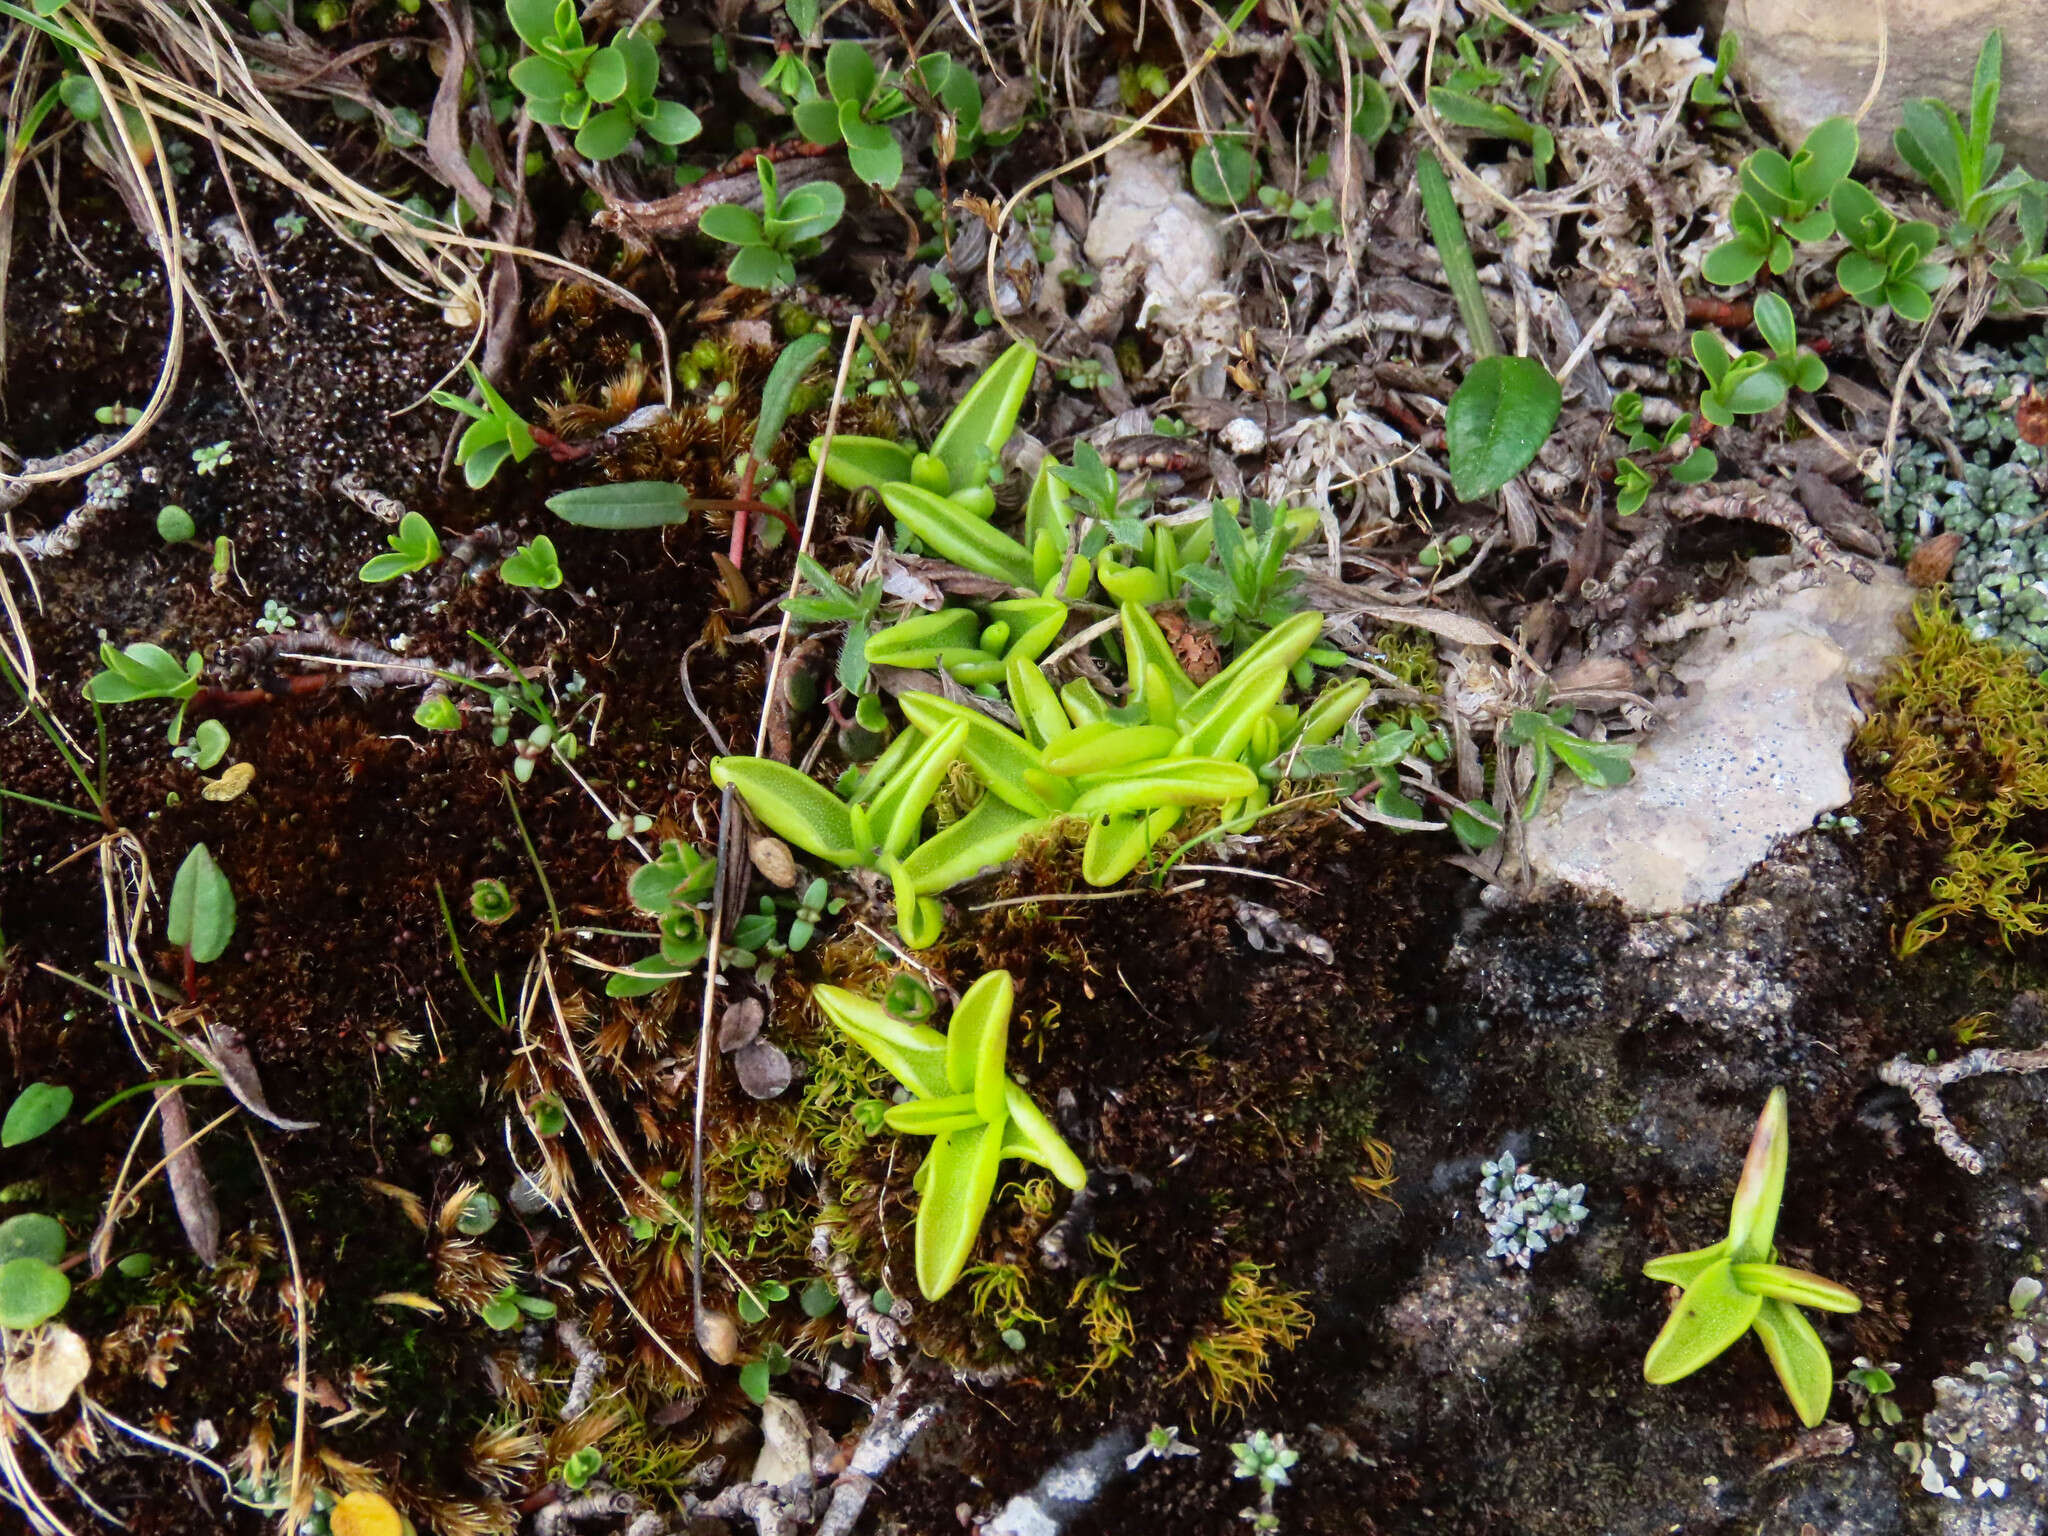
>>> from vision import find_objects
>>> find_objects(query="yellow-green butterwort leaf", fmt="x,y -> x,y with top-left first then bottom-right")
710,758 -> 862,865
1081,810 -> 1153,886
1023,457 -> 1073,580
1069,758 -> 1258,818
865,607 -> 984,669
1095,552 -> 1169,606
811,985 -> 952,1100
1727,1087 -> 1788,1263
898,692 -> 1068,813
1295,677 -> 1373,748
1060,677 -> 1111,727
990,597 -> 1068,665
880,852 -> 945,949
884,1093 -> 984,1136
1643,1258 -> 1761,1384
1005,655 -> 1073,750
929,340 -> 1036,495
1173,663 -> 1291,763
867,720 -> 967,857
1179,610 -> 1324,730
847,727 -> 924,806
900,794 -> 1049,891
947,969 -> 1012,1121
1642,1239 -> 1729,1287
1002,1081 -> 1087,1190
1750,1296 -> 1835,1427
1731,1264 -> 1860,1313
880,483 -> 1036,587
1041,722 -> 1181,776
1120,602 -> 1196,716
811,434 -> 917,492
915,1119 -> 1007,1299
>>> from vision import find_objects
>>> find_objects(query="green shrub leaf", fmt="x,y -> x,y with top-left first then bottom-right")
1445,355 -> 1562,501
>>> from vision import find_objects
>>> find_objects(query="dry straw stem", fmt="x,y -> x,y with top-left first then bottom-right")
247,1129 -> 310,1534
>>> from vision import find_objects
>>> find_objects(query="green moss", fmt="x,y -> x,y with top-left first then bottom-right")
1178,1259 -> 1313,1417
1861,597 -> 2048,951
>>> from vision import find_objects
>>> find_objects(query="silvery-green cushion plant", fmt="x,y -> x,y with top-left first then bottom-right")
813,970 -> 1085,1300
1641,1088 -> 1860,1427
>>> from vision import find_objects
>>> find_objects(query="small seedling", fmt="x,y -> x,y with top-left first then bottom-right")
813,971 -> 1086,1299
359,512 -> 442,583
1179,497 -> 1309,649
1688,31 -> 1742,129
469,878 -> 517,926
1610,391 -> 1718,515
172,719 -> 230,771
1259,185 -> 1338,239
1288,362 -> 1335,411
454,1191 -> 500,1236
608,838 -> 716,997
1642,1088 -> 1861,1428
1830,179 -> 1945,322
791,40 -> 908,188
1126,1423 -> 1200,1470
735,1278 -> 790,1324
414,694 -> 461,732
156,504 -> 195,543
1444,355 -> 1562,502
699,157 -> 847,290
1190,133 -> 1257,206
498,535 -> 563,589
254,599 -> 296,634
506,0 -> 701,161
480,1284 -> 557,1330
430,361 -> 536,488
559,1447 -> 603,1491
1703,116 -> 1859,285
85,641 -> 203,742
1504,705 -> 1633,816
1231,1429 -> 1298,1533
192,440 -> 234,476
781,553 -> 884,694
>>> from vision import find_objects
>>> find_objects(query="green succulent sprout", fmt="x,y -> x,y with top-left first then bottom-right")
813,970 -> 1085,1299
791,41 -> 910,189
1642,1087 -> 1861,1428
712,603 -> 1345,946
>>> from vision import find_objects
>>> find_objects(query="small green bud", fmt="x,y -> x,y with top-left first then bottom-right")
157,505 -> 196,543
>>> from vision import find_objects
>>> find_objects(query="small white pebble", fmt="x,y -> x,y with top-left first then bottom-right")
1972,1477 -> 1991,1498
1952,1449 -> 1968,1475
1990,1478 -> 2009,1497
1924,1462 -> 1950,1494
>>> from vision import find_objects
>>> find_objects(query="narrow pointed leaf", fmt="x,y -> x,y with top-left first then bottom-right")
811,985 -> 952,1100
1643,1239 -> 1729,1287
1002,1081 -> 1087,1190
1174,664 -> 1291,763
1069,759 -> 1257,817
1120,602 -> 1196,715
864,607 -> 984,668
1180,611 -> 1323,731
1732,1264 -> 1861,1313
1751,1296 -> 1835,1427
884,1093 -> 983,1136
880,483 -> 1035,587
1643,1259 -> 1762,1384
1727,1087 -> 1788,1263
1041,722 -> 1181,777
947,970 -> 1012,1120
929,342 -> 1036,494
1005,656 -> 1073,750
810,434 -> 917,492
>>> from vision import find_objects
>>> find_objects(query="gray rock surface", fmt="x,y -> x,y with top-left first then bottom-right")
1526,560 -> 1914,913
1719,0 -> 2048,177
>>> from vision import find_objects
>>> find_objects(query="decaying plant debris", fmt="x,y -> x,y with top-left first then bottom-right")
6,0 -> 2048,1532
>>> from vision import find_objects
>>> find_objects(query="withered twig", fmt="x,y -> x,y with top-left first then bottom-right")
1879,1047 -> 2048,1174
810,1224 -> 906,1367
816,1378 -> 941,1536
1658,480 -> 1872,581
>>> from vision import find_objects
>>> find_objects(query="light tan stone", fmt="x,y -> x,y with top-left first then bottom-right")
1719,1 -> 2048,174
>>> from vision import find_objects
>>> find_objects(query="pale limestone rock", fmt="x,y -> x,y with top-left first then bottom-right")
1720,0 -> 2048,175
1083,145 -> 1227,329
1524,560 -> 1915,913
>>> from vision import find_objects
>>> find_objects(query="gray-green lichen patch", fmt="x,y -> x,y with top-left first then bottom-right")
1873,334 -> 2048,670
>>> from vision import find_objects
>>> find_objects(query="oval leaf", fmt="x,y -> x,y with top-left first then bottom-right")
1445,355 -> 1562,502
0,1257 -> 70,1331
548,482 -> 695,529
166,843 -> 237,965
2,1085 -> 72,1148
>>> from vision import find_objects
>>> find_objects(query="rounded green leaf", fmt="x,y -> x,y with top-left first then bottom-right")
1351,74 -> 1392,144
823,40 -> 877,105
1793,116 -> 1859,202
612,32 -> 657,103
1445,355 -> 1562,502
3,1085 -> 72,1148
792,97 -> 843,145
1190,138 -> 1256,205
1701,239 -> 1766,288
584,45 -> 628,104
1751,292 -> 1797,358
0,1214 -> 65,1266
508,54 -> 575,107
726,245 -> 794,291
575,106 -> 636,161
699,203 -> 764,247
0,1257 -> 70,1330
642,99 -> 702,146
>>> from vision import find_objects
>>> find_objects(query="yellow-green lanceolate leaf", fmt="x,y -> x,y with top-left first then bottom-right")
710,758 -> 863,865
1642,1239 -> 1729,1288
811,985 -> 951,1100
1731,1263 -> 1861,1313
811,434 -> 917,492
880,483 -> 1036,589
1081,810 -> 1153,887
898,692 -> 1068,814
1643,1259 -> 1762,1385
929,341 -> 1036,494
947,970 -> 1012,1122
866,720 -> 967,858
915,1119 -> 1008,1299
1068,758 -> 1258,818
884,1093 -> 984,1136
1002,1081 -> 1087,1190
900,795 -> 1049,891
1750,1296 -> 1835,1427
1727,1087 -> 1789,1264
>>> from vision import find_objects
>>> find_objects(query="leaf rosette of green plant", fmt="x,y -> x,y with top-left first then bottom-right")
359,511 -> 442,583
506,0 -> 701,162
85,640 -> 203,742
1894,30 -> 2031,247
431,360 -> 536,489
712,603 -> 1357,946
812,970 -> 1085,1300
1642,1087 -> 1860,1427
607,838 -> 717,997
1703,116 -> 1859,285
791,41 -> 910,189
1504,704 -> 1634,815
1689,293 -> 1825,428
1611,391 -> 1717,515
700,158 -> 847,291
1830,179 -> 1945,322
